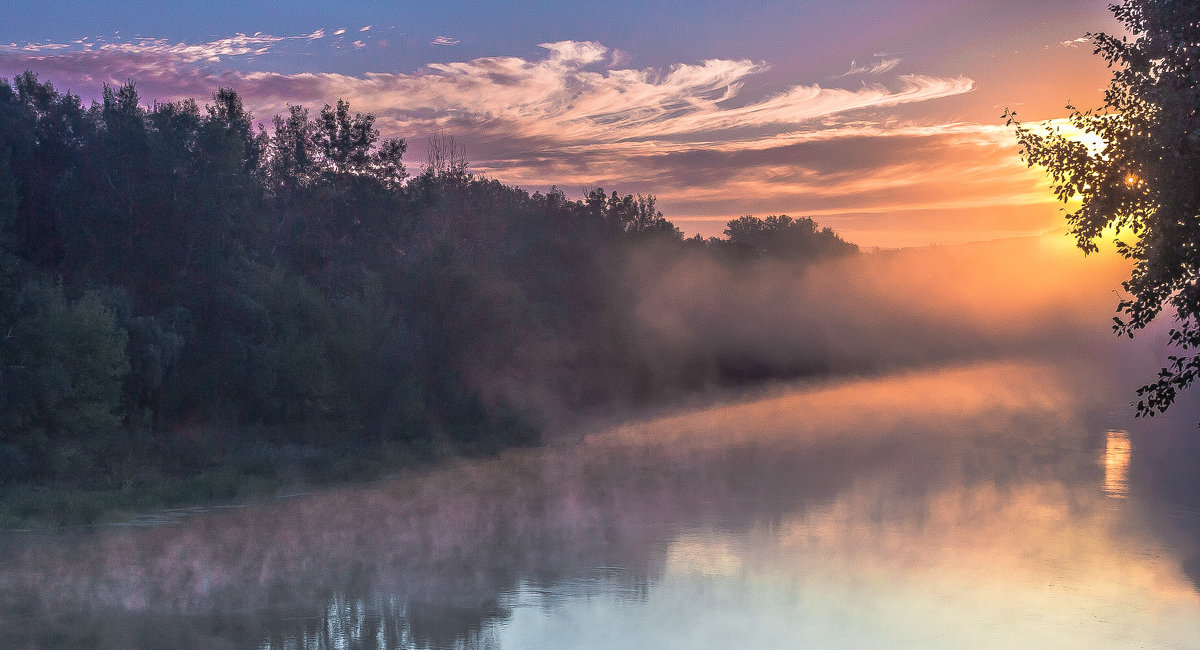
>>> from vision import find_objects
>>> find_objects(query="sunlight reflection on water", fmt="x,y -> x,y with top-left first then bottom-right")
1103,429 -> 1131,499
495,480 -> 1200,649
2,359 -> 1199,649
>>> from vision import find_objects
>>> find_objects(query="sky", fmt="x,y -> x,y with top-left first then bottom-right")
0,1 -> 1126,248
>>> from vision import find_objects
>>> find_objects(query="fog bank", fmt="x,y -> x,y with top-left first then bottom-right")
630,235 -> 1135,384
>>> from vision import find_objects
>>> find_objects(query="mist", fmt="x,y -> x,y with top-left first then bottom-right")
4,228 -> 1199,647
3,69 -> 1198,649
631,235 -> 1133,378
3,352 -> 1195,648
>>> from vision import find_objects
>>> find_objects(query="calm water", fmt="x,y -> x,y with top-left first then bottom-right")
3,356 -> 1199,649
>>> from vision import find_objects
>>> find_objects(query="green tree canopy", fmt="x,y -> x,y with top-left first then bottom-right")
1007,0 -> 1200,417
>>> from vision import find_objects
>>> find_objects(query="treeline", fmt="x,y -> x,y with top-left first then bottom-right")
0,71 -> 856,490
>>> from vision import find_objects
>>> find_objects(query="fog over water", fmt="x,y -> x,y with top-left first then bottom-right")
3,236 -> 1199,649
629,235 -> 1133,381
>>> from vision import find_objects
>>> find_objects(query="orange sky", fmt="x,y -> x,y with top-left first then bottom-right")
0,1 -> 1126,248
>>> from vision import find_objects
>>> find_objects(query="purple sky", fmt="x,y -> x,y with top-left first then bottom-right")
1,1 -> 1124,247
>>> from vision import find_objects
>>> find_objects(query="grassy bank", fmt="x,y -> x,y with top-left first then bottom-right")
0,436 -> 438,529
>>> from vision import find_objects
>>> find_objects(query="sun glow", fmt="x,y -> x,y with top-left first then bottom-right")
1102,430 -> 1131,499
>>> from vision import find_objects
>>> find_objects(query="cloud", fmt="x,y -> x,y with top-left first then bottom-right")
17,42 -> 74,52
352,40 -> 366,49
307,28 -> 325,40
431,36 -> 460,46
16,32 -> 292,64
3,39 -> 956,137
359,25 -> 372,32
334,28 -> 346,36
0,36 -> 970,148
340,43 -> 969,148
608,48 -> 631,68
1,34 -> 1049,245
839,57 -> 901,77
539,40 -> 606,65
1060,37 -> 1090,48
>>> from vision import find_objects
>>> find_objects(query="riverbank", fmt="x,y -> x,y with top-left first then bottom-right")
0,437 -> 441,529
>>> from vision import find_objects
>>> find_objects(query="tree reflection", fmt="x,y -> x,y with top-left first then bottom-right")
1,362 -> 1197,647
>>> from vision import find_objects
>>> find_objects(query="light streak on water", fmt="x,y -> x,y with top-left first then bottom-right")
1103,430 -> 1131,499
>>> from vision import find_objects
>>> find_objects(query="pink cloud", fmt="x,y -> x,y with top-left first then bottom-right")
2,33 -> 1041,245
839,57 -> 902,77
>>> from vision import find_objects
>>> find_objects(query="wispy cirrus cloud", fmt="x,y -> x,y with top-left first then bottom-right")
1,30 -> 318,65
12,42 -> 76,52
0,33 -> 1056,246
1,35 -> 966,142
120,32 -> 299,61
321,42 -> 970,147
839,57 -> 901,77
431,36 -> 460,46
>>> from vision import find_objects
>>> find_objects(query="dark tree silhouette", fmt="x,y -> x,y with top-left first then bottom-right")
424,130 -> 467,178
1006,0 -> 1200,417
722,214 -> 857,260
0,70 -> 859,494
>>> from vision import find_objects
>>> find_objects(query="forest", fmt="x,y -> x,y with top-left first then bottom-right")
0,72 -> 856,519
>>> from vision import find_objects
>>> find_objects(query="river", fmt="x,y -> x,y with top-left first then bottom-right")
2,351 -> 1199,648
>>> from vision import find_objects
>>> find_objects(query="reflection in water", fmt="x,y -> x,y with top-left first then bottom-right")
1,360 -> 1198,648
665,532 -> 743,577
500,481 -> 1200,649
256,594 -> 502,650
1103,430 -> 1131,499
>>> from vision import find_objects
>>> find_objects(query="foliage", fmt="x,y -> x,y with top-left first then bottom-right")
0,70 -> 858,492
1006,0 -> 1200,416
0,279 -> 128,483
721,214 -> 858,260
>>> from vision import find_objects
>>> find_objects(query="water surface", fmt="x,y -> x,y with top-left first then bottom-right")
2,357 -> 1199,648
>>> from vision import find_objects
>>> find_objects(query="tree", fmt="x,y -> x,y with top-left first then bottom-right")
0,280 -> 128,483
206,87 -> 265,174
424,130 -> 467,178
0,72 -> 90,273
722,214 -> 857,260
315,99 -> 377,174
1006,1 -> 1200,417
267,105 -> 319,193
